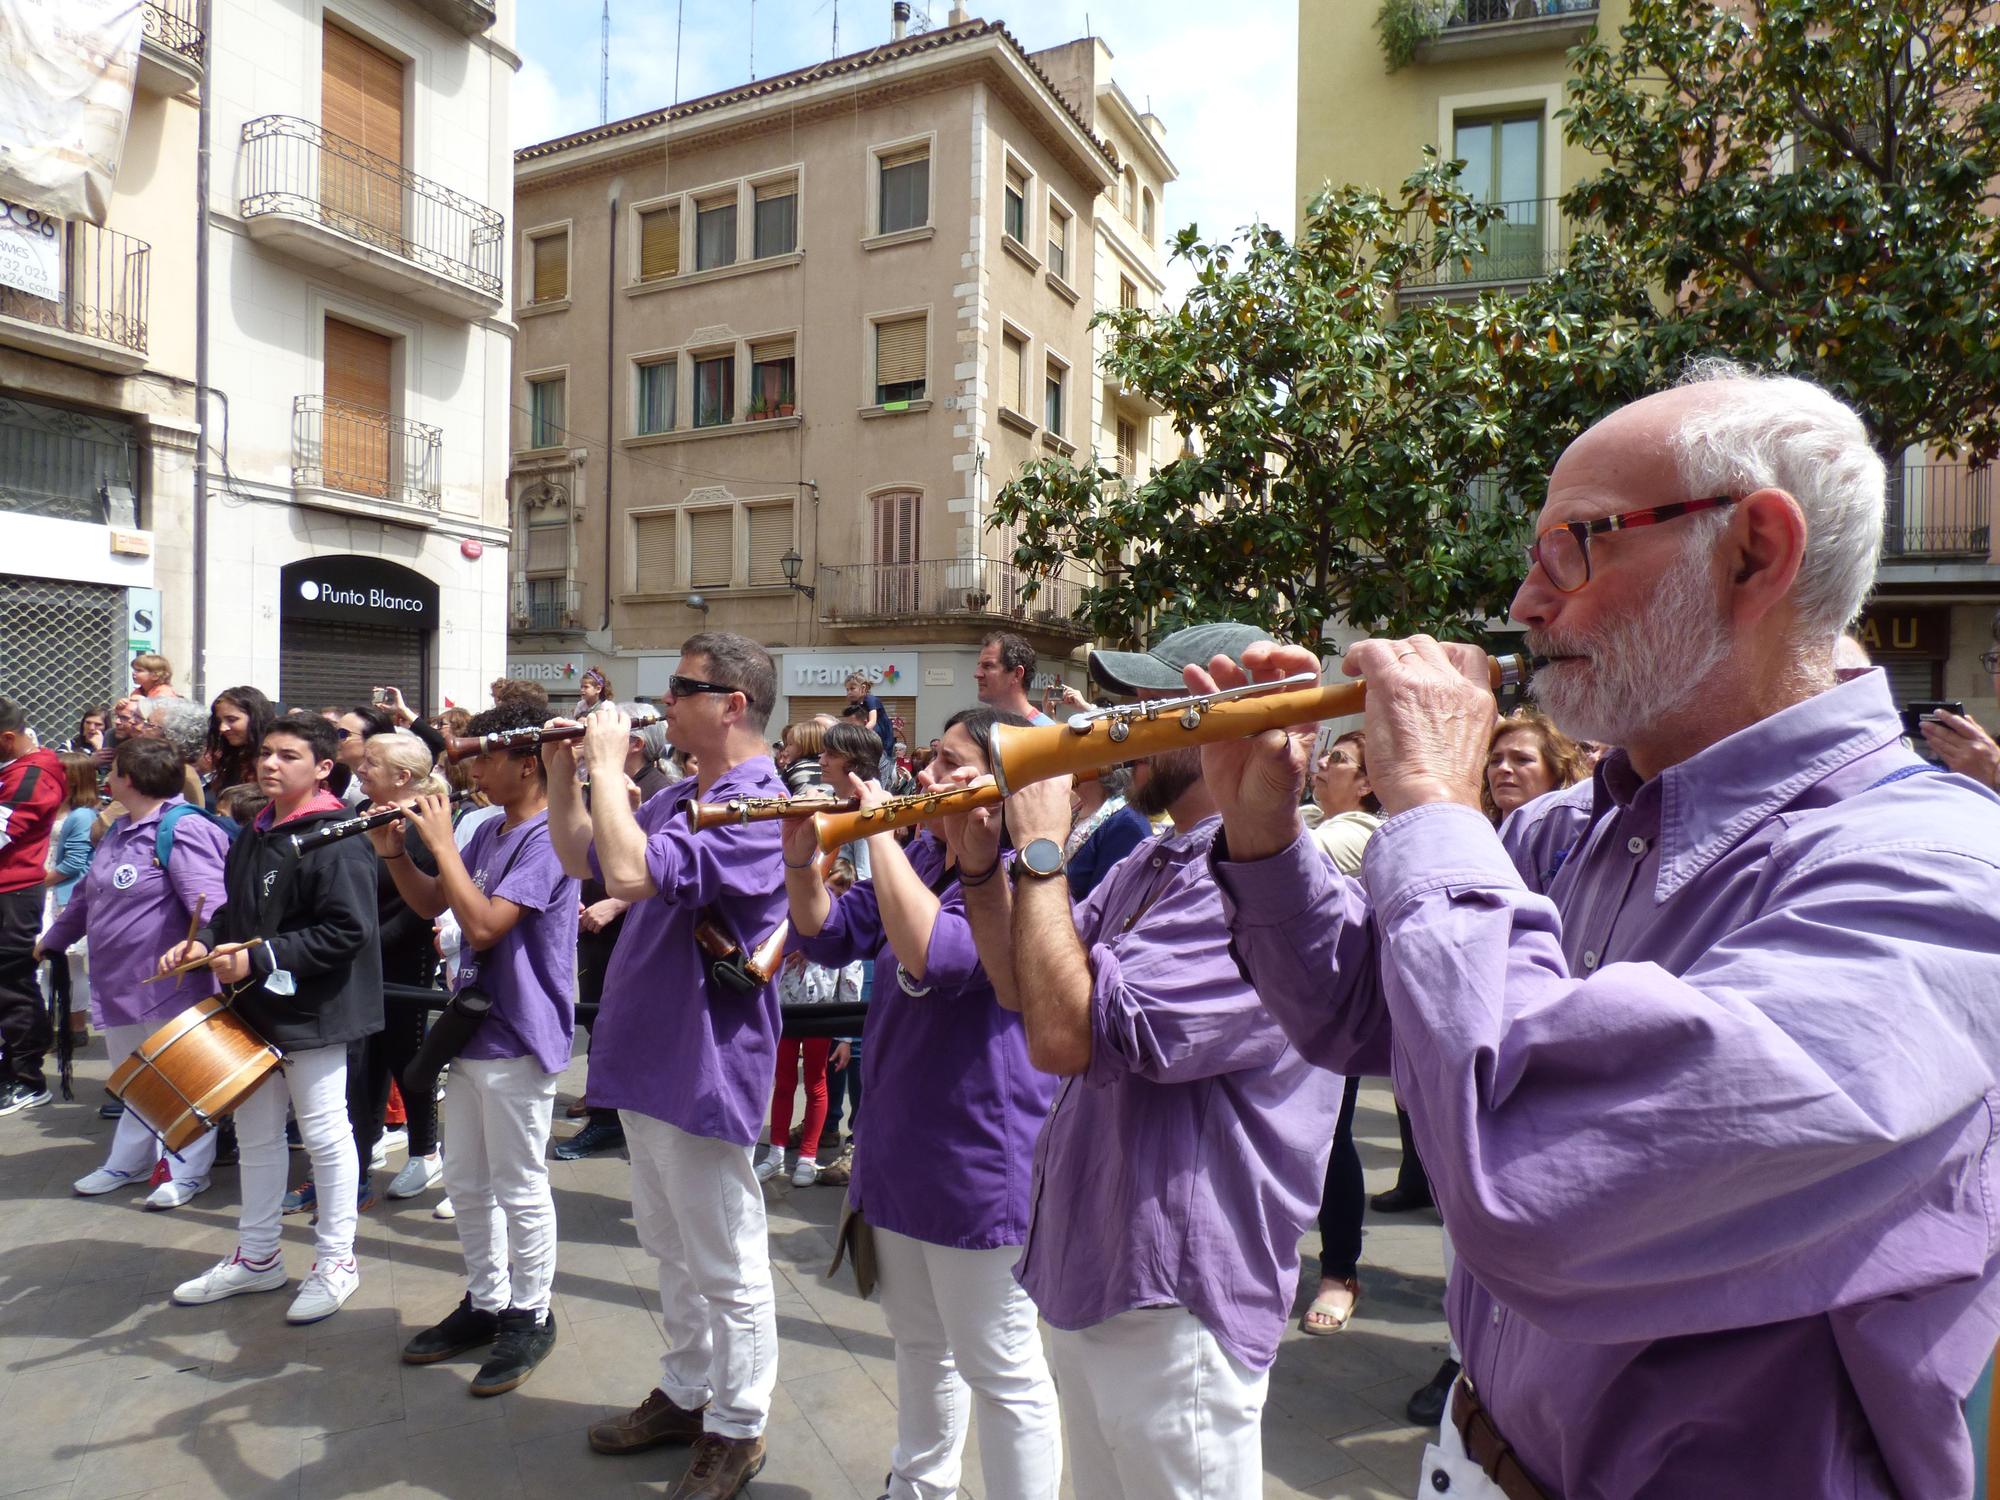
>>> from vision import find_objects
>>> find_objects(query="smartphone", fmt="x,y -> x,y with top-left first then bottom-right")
1902,699 -> 1964,738
372,687 -> 390,707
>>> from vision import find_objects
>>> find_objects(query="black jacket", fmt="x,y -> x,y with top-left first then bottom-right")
202,799 -> 383,1051
376,829 -> 440,988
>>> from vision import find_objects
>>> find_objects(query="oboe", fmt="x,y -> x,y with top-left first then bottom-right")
287,793 -> 471,856
445,710 -> 664,762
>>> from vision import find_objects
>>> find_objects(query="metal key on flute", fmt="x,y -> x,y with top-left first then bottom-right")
287,792 -> 471,856
444,710 -> 665,762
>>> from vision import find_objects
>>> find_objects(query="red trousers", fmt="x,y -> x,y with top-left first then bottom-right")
770,1036 -> 832,1160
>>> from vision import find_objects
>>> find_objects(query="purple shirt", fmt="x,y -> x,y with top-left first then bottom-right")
798,831 -> 1055,1249
455,810 -> 579,1076
589,757 -> 788,1146
1217,670 -> 2000,1499
1013,814 -> 1339,1371
40,797 -> 230,1029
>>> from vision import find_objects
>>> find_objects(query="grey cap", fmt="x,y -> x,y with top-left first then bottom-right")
1088,621 -> 1271,695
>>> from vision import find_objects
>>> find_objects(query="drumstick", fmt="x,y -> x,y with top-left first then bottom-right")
145,937 -> 264,984
182,894 -> 205,952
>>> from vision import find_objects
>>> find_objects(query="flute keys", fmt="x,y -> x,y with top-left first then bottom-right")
1108,720 -> 1130,743
1180,707 -> 1202,729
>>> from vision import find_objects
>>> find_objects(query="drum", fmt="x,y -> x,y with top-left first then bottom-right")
107,998 -> 281,1153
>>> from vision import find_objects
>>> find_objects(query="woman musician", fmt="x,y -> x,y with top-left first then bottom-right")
783,707 -> 1062,1500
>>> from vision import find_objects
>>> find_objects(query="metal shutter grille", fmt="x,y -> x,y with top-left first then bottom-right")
525,523 -> 567,572
0,576 -> 124,744
532,233 -> 568,303
876,316 -> 926,387
633,514 -> 676,590
1001,334 -> 1023,409
746,504 -> 793,583
786,695 -> 916,749
639,207 -> 679,280
688,509 -> 733,587
281,618 -> 425,716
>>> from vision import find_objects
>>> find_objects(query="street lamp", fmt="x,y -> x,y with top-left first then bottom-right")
779,546 -> 814,601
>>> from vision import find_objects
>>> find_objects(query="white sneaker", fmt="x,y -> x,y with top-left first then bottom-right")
173,1249 -> 287,1305
74,1166 -> 143,1196
286,1257 -> 360,1324
790,1156 -> 819,1188
754,1148 -> 785,1183
387,1151 -> 442,1199
145,1177 -> 208,1211
433,1196 -> 456,1220
369,1140 -> 388,1170
378,1127 -> 409,1156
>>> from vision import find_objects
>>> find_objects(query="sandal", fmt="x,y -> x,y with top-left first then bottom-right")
1300,1275 -> 1360,1336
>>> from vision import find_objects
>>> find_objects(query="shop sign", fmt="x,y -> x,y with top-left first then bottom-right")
0,201 -> 61,301
281,555 -> 438,629
507,659 -> 585,684
783,653 -> 915,690
1854,605 -> 1949,659
125,587 -> 159,654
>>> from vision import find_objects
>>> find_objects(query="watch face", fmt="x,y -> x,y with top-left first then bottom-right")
1022,837 -> 1065,877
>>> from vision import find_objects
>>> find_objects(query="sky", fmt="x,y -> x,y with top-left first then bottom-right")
510,0 -> 1299,302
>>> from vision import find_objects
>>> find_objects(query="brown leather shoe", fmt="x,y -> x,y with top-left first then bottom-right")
666,1433 -> 766,1499
587,1389 -> 708,1454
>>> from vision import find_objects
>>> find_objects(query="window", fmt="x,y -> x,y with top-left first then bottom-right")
321,22 -> 403,240
1001,328 -> 1026,413
749,337 -> 795,416
878,144 -> 929,233
1142,188 -> 1155,245
754,179 -> 798,258
695,198 -> 737,271
746,503 -> 795,583
688,508 -> 732,587
637,358 -> 676,435
1122,167 -> 1137,221
529,230 -> 568,304
1004,164 -> 1028,244
1119,276 -> 1138,311
874,314 -> 926,404
638,206 -> 680,281
528,375 -> 565,449
1453,112 -> 1543,206
1047,201 -> 1069,281
693,354 -> 733,427
873,489 -> 920,614
1116,416 -> 1138,474
525,521 -> 567,572
525,576 -> 565,629
634,512 -> 676,591
1044,359 -> 1065,437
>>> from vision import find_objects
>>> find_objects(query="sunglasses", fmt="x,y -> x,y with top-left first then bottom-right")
1981,650 -> 2000,674
334,727 -> 357,740
667,675 -> 741,700
1528,496 -> 1738,593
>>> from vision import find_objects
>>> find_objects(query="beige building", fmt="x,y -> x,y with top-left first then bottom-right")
508,12 -> 1173,738
1298,0 -> 2000,715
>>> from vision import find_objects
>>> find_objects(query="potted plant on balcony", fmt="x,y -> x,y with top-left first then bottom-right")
777,397 -> 796,418
749,395 -> 771,422
964,588 -> 991,611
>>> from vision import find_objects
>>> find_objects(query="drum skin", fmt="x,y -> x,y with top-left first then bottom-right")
107,998 -> 281,1153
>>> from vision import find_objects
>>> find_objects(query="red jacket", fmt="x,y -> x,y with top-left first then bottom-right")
0,748 -> 66,894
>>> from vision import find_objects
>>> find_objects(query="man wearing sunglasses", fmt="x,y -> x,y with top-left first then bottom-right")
544,632 -> 787,1500
1198,363 -> 2000,1500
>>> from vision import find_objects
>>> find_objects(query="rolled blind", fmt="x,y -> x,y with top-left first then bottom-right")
633,514 -> 676,591
880,143 -> 928,170
532,232 -> 568,303
526,523 -> 567,573
323,23 -> 403,161
754,178 -> 796,202
746,504 -> 794,583
876,316 -> 926,388
1001,333 -> 1023,410
639,207 -> 679,280
750,335 -> 795,364
324,317 -> 393,413
688,509 -> 733,587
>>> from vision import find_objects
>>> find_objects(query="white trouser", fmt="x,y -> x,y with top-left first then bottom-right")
442,1055 -> 559,1315
873,1226 -> 1062,1500
1047,1307 -> 1267,1500
1442,1228 -> 1462,1362
622,1110 -> 777,1439
102,1022 -> 216,1184
235,1043 -> 356,1265
1416,1380 -> 1509,1500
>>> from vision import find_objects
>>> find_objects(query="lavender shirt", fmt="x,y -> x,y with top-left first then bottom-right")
798,831 -> 1055,1249
40,797 -> 230,1029
455,810 -> 579,1076
589,758 -> 788,1146
1217,670 -> 2000,1499
1013,814 -> 1339,1371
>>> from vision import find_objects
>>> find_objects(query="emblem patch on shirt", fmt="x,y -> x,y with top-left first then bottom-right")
261,869 -> 278,898
112,863 -> 138,890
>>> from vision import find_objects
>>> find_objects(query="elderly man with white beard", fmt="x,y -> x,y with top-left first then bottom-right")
1193,364 -> 2000,1500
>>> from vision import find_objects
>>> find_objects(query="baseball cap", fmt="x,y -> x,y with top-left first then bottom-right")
1088,621 -> 1272,695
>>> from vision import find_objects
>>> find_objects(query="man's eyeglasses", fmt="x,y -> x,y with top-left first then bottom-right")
666,675 -> 741,701
1528,496 -> 1739,594
334,727 -> 356,740
1980,650 -> 2000,674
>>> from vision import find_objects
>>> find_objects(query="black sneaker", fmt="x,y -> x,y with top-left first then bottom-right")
470,1307 -> 556,1396
401,1294 -> 501,1365
553,1117 -> 625,1161
98,1102 -> 125,1120
1406,1356 -> 1461,1427
0,1083 -> 52,1117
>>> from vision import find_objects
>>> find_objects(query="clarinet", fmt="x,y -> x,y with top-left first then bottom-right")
287,793 -> 470,857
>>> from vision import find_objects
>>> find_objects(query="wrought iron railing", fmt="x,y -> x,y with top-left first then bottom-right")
240,116 -> 504,300
1885,462 -> 1992,558
292,395 -> 442,511
142,0 -> 205,63
1403,196 -> 1577,287
0,206 -> 149,353
0,395 -> 141,525
819,558 -> 1087,631
1442,0 -> 1597,31
513,576 -> 578,630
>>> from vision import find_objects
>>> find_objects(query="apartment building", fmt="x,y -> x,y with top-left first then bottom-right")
508,13 -> 1172,738
1298,0 -> 2000,714
0,4 -> 203,741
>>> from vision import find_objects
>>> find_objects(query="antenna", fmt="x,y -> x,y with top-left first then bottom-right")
832,0 -> 839,58
749,0 -> 756,78
599,1 -> 609,124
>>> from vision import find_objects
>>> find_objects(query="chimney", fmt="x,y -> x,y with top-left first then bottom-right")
949,2 -> 968,23
892,1 -> 910,39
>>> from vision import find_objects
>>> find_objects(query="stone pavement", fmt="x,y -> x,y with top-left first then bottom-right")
0,1047 -> 1451,1499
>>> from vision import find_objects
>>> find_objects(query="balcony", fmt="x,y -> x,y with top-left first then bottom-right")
1415,0 -> 1599,63
512,577 -> 581,631
138,0 -> 203,97
292,395 -> 442,521
407,0 -> 497,37
0,214 -> 148,372
818,558 -> 1089,639
1401,196 -> 1577,296
239,116 -> 504,318
1884,463 -> 1992,560
0,395 -> 141,526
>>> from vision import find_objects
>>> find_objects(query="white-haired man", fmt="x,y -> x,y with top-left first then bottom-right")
1198,367 -> 2000,1499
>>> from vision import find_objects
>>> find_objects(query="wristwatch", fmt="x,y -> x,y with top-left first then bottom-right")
1011,836 -> 1068,881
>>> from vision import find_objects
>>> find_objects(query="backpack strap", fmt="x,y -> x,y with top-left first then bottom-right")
155,803 -> 196,869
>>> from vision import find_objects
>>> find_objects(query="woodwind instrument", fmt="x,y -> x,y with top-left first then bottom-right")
445,710 -> 664,762
794,653 -> 1539,853
694,851 -> 834,991
685,771 -> 1102,832
286,793 -> 472,856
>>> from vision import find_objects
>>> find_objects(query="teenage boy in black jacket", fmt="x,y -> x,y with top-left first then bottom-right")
161,712 -> 382,1325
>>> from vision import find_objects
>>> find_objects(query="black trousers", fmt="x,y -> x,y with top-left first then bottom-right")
0,888 -> 49,1091
347,998 -> 437,1164
1317,1074 -> 1364,1278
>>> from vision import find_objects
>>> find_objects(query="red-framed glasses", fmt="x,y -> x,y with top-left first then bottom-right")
1527,496 -> 1739,593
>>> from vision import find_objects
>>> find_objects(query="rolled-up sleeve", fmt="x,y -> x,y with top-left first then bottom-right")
797,883 -> 882,970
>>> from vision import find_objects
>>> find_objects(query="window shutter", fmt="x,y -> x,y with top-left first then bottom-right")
873,491 -> 919,564
750,335 -> 795,364
324,317 -> 393,413
322,23 -> 403,162
526,523 -> 567,573
633,514 -> 677,591
876,316 -> 926,388
881,143 -> 927,170
639,207 -> 680,280
688,509 -> 733,587
532,232 -> 567,304
754,179 -> 795,202
1001,333 -> 1023,411
746,504 -> 794,583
